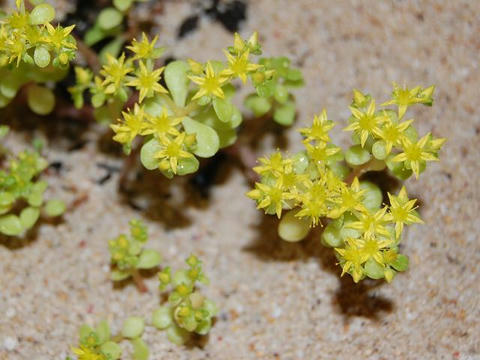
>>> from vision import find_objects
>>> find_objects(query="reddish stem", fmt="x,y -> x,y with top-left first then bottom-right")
131,269 -> 148,293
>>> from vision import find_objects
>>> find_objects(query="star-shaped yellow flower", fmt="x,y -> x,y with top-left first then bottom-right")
126,61 -> 168,102
188,62 -> 228,100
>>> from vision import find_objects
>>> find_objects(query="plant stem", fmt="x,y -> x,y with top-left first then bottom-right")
131,269 -> 148,293
345,160 -> 373,185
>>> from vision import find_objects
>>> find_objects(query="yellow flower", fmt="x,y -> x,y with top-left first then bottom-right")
253,151 -> 292,177
222,49 -> 261,83
344,99 -> 386,147
111,104 -> 146,145
154,133 -> 194,174
45,23 -> 76,51
231,32 -> 260,54
328,177 -> 366,218
299,109 -> 335,143
188,62 -> 228,100
392,133 -> 438,178
375,117 -> 413,154
127,61 -> 168,102
386,186 -> 423,238
304,141 -> 340,165
347,207 -> 390,239
356,235 -> 392,265
295,180 -> 329,226
101,53 -> 133,94
381,82 -> 424,119
247,182 -> 293,218
335,238 -> 368,283
72,346 -> 106,360
142,107 -> 182,140
127,33 -> 163,60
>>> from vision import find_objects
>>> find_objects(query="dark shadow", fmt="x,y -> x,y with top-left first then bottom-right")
245,216 -> 395,322
111,267 -> 159,293
360,169 -> 425,211
360,169 -> 400,205
332,277 -> 394,322
1,89 -> 92,153
0,226 -> 39,250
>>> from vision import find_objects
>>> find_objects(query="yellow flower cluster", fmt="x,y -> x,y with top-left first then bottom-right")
71,32 -> 266,177
0,0 -> 76,68
248,85 -> 445,283
344,84 -> 444,178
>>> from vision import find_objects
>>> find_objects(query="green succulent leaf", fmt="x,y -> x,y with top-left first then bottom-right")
273,101 -> 296,126
152,307 -> 172,330
131,338 -> 149,360
182,117 -> 219,158
136,249 -> 162,269
122,317 -> 145,339
391,254 -> 409,272
364,259 -> 385,279
19,207 -> 40,230
29,3 -> 55,25
113,0 -> 134,12
111,269 -> 131,281
98,8 -> 123,31
27,85 -> 55,115
345,145 -> 371,166
0,214 -> 23,236
164,61 -> 190,107
100,341 -> 122,360
140,138 -> 162,170
244,94 -> 271,117
44,199 -> 66,217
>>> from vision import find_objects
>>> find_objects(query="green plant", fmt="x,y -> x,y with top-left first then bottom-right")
68,253 -> 215,359
70,318 -> 148,360
152,254 -> 217,345
108,219 -> 161,289
84,0 -> 146,64
70,32 -> 303,179
0,125 -> 65,236
248,84 -> 445,283
0,0 -> 77,114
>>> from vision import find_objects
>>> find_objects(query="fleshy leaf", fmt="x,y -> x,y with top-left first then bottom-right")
164,61 -> 190,107
273,101 -> 295,126
136,249 -> 162,269
182,117 -> 219,158
131,338 -> 149,360
0,215 -> 23,236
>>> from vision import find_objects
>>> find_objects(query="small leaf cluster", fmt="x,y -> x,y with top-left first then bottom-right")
109,219 -> 161,281
68,253 -> 215,359
0,0 -> 76,114
245,55 -> 304,126
71,32 -> 303,178
84,0 -> 145,63
152,255 -> 217,345
71,318 -> 149,360
248,84 -> 445,283
0,126 -> 65,236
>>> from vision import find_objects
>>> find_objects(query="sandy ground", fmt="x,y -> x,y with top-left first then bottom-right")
1,1 -> 479,359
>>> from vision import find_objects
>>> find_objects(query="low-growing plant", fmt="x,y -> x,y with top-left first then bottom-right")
153,254 -> 217,345
70,318 -> 148,360
109,219 -> 161,291
0,0 -> 76,114
83,0 -> 146,64
68,251 -> 215,359
70,32 -> 303,179
0,125 -> 65,236
248,84 -> 445,283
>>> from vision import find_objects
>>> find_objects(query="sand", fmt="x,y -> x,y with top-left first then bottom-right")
1,1 -> 479,359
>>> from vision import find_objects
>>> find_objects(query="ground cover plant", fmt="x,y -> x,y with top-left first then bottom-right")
0,1 -> 446,359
